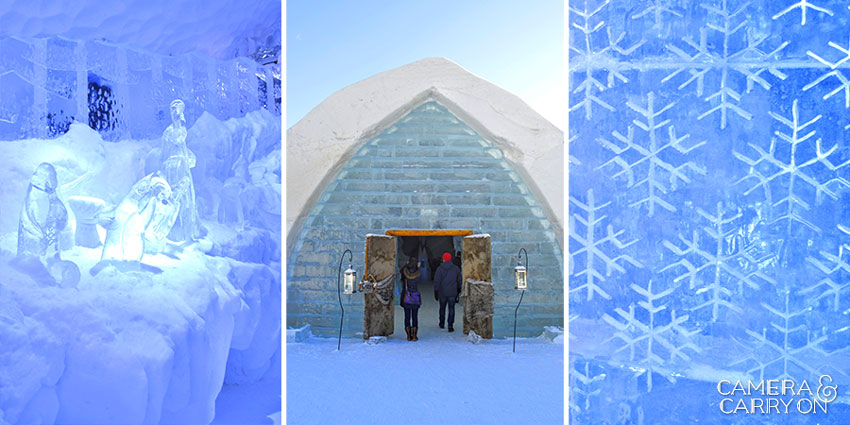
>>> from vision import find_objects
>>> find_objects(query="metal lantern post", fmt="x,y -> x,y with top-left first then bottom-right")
513,247 -> 528,353
337,249 -> 355,350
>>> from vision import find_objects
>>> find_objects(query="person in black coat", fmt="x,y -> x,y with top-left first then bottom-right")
434,252 -> 461,332
400,256 -> 422,341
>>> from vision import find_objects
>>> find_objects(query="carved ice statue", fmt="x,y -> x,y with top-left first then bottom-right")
16,162 -> 80,288
100,173 -> 187,263
160,99 -> 200,242
18,163 -> 68,257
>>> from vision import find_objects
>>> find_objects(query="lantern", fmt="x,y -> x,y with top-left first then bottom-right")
344,265 -> 357,294
337,249 -> 354,350
514,261 -> 527,290
513,247 -> 528,353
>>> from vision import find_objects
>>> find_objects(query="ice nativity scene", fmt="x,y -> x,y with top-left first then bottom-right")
0,1 -> 281,424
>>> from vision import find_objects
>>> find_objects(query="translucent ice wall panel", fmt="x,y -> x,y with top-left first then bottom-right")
0,36 -> 278,142
569,1 -> 850,424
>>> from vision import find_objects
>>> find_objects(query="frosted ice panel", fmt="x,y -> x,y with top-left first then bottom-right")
569,0 -> 850,424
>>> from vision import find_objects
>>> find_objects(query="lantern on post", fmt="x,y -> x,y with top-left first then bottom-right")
513,247 -> 528,353
343,264 -> 357,295
337,249 -> 355,350
514,257 -> 527,290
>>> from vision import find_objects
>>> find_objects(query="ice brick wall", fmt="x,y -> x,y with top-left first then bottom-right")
0,36 -> 280,141
288,101 -> 564,337
570,1 -> 850,424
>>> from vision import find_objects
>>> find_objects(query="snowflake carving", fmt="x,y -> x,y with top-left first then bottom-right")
733,99 -> 850,233
630,0 -> 683,29
661,202 -> 775,321
569,189 -> 641,301
804,224 -> 850,312
663,0 -> 788,129
568,133 -> 581,166
733,291 -> 831,381
773,0 -> 834,25
603,280 -> 700,392
569,0 -> 644,120
570,358 -> 606,414
597,92 -> 706,216
804,34 -> 850,107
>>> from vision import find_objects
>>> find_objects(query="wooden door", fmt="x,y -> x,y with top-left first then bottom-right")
461,234 -> 494,338
362,234 -> 396,338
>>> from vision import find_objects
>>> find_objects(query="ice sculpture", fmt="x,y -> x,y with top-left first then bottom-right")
100,173 -> 185,263
17,163 -> 68,257
67,196 -> 108,248
160,99 -> 200,242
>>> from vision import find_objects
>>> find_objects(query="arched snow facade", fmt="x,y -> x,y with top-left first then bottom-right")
286,58 -> 564,337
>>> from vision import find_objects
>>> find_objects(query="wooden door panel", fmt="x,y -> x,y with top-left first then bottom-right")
363,234 -> 395,338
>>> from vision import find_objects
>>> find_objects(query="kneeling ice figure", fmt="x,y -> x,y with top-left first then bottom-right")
100,173 -> 187,263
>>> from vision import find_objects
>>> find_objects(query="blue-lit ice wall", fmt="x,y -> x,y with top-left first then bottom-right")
570,1 -> 850,423
0,36 -> 280,141
288,101 -> 564,337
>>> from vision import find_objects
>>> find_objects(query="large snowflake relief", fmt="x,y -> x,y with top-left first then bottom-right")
733,99 -> 850,234
569,0 -> 644,120
661,202 -> 775,321
596,92 -> 705,217
602,280 -> 701,392
569,189 -> 642,303
662,1 -> 789,129
732,290 -> 846,383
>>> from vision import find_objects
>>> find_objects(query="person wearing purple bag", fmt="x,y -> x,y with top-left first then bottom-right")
400,256 -> 422,341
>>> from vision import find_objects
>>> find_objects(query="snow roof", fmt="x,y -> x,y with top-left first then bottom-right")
0,0 -> 280,59
286,57 -> 564,247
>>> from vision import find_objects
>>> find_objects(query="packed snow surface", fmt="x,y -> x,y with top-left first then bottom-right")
287,327 -> 564,425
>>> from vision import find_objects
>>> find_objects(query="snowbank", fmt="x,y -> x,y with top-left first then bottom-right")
0,239 -> 280,424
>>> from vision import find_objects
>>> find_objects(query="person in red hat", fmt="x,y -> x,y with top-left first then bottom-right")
434,251 -> 462,332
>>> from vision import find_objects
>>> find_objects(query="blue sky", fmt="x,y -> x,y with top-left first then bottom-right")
286,1 -> 564,130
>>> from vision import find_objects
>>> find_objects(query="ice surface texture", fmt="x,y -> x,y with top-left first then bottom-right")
570,1 -> 850,423
0,35 -> 279,142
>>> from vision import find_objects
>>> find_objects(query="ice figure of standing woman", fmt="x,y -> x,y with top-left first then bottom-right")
160,99 -> 200,242
18,162 -> 68,257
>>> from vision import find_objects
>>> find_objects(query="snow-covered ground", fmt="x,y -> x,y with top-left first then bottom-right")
286,293 -> 564,425
212,370 -> 281,425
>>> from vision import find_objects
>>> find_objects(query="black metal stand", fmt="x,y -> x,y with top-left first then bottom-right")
337,249 -> 353,351
513,247 -> 527,353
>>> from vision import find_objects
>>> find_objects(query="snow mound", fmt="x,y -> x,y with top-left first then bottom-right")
0,241 -> 280,425
467,330 -> 483,344
366,336 -> 387,345
286,325 -> 312,344
539,326 -> 564,344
